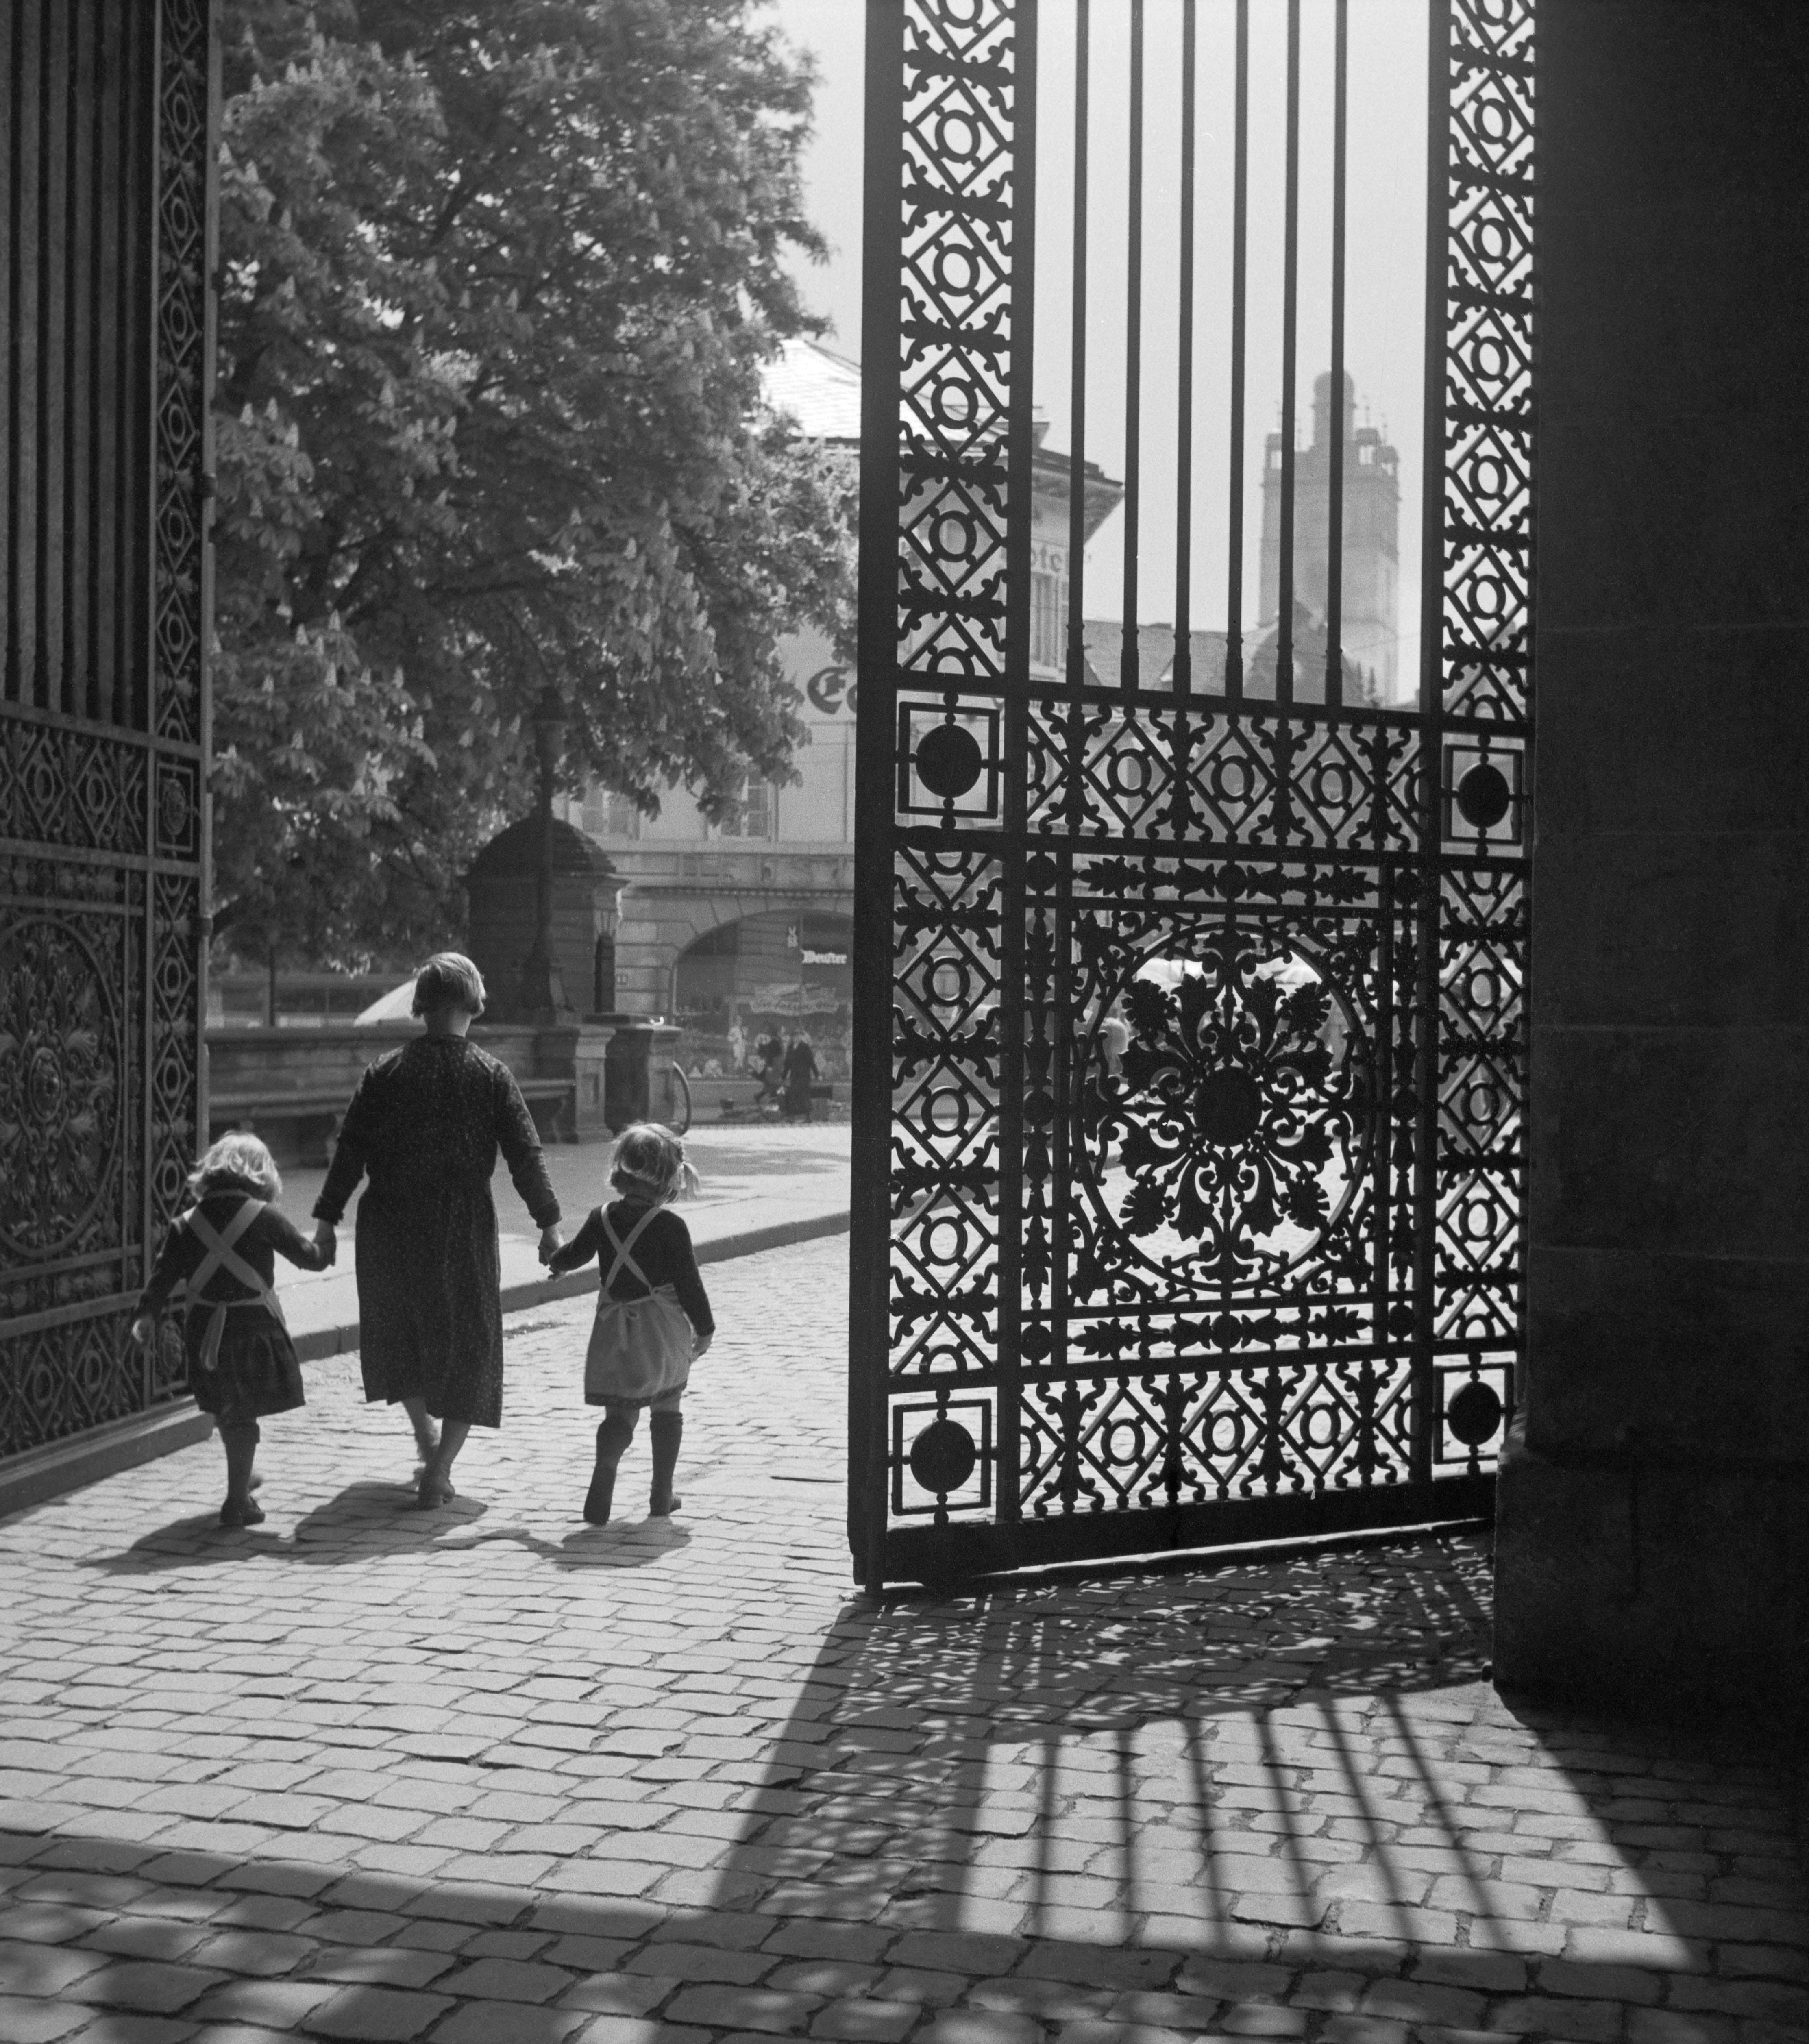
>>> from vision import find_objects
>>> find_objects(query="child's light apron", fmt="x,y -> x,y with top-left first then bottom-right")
583,1206 -> 694,1404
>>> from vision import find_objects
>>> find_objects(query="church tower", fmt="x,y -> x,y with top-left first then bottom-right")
1259,371 -> 1400,701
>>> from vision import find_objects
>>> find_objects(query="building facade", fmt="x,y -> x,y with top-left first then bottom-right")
566,341 -> 1121,1081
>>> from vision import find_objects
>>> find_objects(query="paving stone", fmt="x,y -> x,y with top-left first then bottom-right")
665,1985 -> 823,2034
433,2002 -> 590,2044
0,1992 -> 89,2042
302,1983 -> 454,2039
806,1998 -> 918,2042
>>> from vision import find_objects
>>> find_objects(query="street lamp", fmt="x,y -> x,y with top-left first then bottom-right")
515,684 -> 577,1025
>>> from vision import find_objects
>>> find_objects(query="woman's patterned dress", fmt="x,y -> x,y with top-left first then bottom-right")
313,1036 -> 560,1428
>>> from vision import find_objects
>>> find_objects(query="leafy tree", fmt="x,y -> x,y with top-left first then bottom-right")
211,0 -> 854,969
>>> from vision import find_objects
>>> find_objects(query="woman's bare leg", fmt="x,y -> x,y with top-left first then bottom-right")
401,1396 -> 438,1459
418,1419 -> 472,1506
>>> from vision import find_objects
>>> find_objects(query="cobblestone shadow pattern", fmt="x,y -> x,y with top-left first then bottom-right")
0,1239 -> 1802,2043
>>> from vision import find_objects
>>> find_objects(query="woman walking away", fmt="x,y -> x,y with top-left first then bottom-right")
550,1125 -> 712,1525
311,953 -> 563,1507
131,1134 -> 329,1527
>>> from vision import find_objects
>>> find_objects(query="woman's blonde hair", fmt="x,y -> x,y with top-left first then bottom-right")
412,951 -> 487,1018
188,1132 -> 281,1202
609,1123 -> 699,1204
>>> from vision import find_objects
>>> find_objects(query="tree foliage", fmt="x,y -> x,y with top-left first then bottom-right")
213,0 -> 854,967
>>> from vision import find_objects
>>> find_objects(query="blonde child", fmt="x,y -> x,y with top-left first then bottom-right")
131,1134 -> 331,1526
547,1124 -> 712,1523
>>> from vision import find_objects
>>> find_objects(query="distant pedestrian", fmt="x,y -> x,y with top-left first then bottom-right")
131,1134 -> 330,1527
310,953 -> 563,1507
727,1011 -> 747,1073
754,1032 -> 784,1104
782,1033 -> 819,1120
1099,1003 -> 1131,1081
549,1125 -> 712,1525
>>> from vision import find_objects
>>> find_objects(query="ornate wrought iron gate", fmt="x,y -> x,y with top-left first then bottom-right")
850,0 -> 1532,1589
2,1 -> 215,1460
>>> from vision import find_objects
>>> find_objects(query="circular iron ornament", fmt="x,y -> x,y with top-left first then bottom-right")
915,723 -> 984,800
909,1417 -> 978,1496
1446,1379 -> 1504,1448
1084,935 -> 1371,1288
1455,762 -> 1512,830
0,917 -> 123,1260
158,768 -> 194,844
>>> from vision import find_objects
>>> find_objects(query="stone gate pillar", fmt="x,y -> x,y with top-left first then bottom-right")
1496,0 -> 1809,1729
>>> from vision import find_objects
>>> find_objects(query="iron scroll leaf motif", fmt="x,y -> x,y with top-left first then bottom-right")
0,920 -> 124,1261
1082,934 -> 1370,1294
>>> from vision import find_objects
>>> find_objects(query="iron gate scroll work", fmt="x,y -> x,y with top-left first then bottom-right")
1,0 -> 216,1459
850,0 -> 1533,1590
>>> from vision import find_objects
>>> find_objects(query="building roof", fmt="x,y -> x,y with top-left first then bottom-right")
762,337 -> 863,444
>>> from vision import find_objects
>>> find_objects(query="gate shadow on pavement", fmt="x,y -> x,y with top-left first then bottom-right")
82,1482 -> 692,1572
5,1533 -> 1805,2039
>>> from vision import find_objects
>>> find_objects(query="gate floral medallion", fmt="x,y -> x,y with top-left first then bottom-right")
1084,931 -> 1370,1293
0,918 -> 123,1263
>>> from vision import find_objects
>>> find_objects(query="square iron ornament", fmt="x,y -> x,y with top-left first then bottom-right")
891,1395 -> 994,1518
1442,740 -> 1525,848
897,699 -> 1003,822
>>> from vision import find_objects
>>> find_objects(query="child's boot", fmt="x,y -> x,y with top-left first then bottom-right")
649,1410 -> 683,1517
585,1413 -> 637,1524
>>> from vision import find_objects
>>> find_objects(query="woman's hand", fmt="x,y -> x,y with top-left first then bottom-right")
313,1221 -> 337,1267
129,1315 -> 155,1348
538,1225 -> 564,1266
692,1332 -> 713,1360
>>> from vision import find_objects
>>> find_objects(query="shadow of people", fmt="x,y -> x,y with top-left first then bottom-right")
83,1481 -> 490,1573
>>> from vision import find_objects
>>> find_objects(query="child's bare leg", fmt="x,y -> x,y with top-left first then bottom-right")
649,1406 -> 683,1517
220,1423 -> 264,1526
585,1405 -> 639,1524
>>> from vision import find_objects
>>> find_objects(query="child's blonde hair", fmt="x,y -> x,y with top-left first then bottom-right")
188,1132 -> 281,1202
609,1123 -> 698,1204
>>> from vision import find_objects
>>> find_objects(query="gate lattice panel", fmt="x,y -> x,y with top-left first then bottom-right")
851,0 -> 1533,1589
2,0 -> 215,1460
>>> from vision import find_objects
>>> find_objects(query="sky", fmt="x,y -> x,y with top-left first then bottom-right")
765,1 -> 1430,699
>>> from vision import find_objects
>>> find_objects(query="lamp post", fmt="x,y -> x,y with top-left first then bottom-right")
516,684 -> 577,1025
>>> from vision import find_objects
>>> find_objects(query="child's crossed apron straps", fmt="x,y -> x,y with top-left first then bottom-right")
600,1205 -> 663,1299
185,1199 -> 287,1373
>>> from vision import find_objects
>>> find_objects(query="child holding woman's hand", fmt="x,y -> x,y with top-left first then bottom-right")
549,1124 -> 712,1524
131,1134 -> 331,1526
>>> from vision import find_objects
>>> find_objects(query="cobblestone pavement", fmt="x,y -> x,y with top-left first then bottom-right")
1,1238 -> 1804,2044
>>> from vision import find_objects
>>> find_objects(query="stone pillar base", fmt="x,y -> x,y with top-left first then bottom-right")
1493,1426 -> 1809,1737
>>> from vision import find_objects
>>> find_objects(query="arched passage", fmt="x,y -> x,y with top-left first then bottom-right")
673,911 -> 854,1080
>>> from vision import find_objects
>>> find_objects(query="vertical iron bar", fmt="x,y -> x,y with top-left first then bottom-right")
1224,0 -> 1248,704
997,0 -> 1038,1529
850,0 -> 908,1591
1065,0 -> 1089,691
1173,0 -> 1196,697
1119,0 -> 1143,693
1325,0 -> 1348,708
1412,0 -> 1453,1490
1276,0 -> 1300,705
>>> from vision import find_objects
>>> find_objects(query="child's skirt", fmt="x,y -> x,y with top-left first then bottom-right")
183,1300 -> 305,1428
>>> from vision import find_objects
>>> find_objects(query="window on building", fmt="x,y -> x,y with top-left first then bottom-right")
578,784 -> 642,839
716,778 -> 775,840
1030,568 -> 1067,671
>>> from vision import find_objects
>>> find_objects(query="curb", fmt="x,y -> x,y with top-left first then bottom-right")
0,1404 -> 218,1524
287,1206 -> 852,1363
